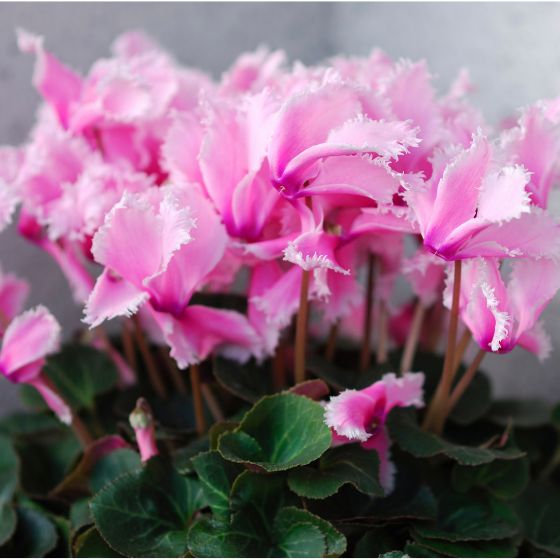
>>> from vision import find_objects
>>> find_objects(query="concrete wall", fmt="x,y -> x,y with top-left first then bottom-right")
1,3 -> 559,413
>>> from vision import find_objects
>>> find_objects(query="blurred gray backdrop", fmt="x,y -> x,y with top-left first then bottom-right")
1,2 -> 560,413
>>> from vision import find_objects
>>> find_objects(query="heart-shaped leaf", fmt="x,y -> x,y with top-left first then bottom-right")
516,482 -> 560,556
214,356 -> 275,403
0,506 -> 58,557
72,526 -> 122,558
218,393 -> 332,471
411,533 -> 517,557
91,456 -> 206,557
191,451 -> 243,521
413,493 -> 520,542
388,409 -> 524,466
22,345 -> 118,412
89,448 -> 142,494
452,456 -> 530,499
288,444 -> 384,499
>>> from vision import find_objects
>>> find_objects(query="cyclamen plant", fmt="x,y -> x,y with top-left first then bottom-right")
1,29 -> 560,558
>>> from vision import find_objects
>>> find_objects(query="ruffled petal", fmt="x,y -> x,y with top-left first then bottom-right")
0,306 -> 61,377
17,29 -> 82,128
361,426 -> 396,494
84,269 -> 149,328
26,374 -> 72,424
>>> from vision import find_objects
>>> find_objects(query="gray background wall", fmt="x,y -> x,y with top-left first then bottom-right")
1,2 -> 560,413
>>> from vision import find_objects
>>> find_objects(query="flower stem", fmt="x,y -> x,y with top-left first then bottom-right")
273,341 -> 287,390
360,254 -> 375,371
377,300 -> 388,365
435,348 -> 486,434
400,300 -> 426,373
423,260 -> 462,431
294,269 -> 311,384
190,364 -> 206,435
71,414 -> 94,449
201,383 -> 225,423
325,321 -> 339,362
452,328 -> 472,377
132,317 -> 166,398
159,346 -> 187,395
122,319 -> 138,371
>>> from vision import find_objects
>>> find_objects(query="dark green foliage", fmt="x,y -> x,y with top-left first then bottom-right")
1,342 -> 559,557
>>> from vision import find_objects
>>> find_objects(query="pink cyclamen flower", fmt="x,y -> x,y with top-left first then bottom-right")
325,372 -> 424,493
402,246 -> 446,307
445,257 -> 560,360
0,306 -> 71,424
406,130 -> 560,261
500,103 -> 560,210
85,184 -> 261,368
0,266 -> 30,335
129,398 -> 159,462
268,80 -> 419,200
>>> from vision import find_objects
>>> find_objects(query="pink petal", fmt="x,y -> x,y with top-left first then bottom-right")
159,306 -> 260,369
423,131 -> 491,252
517,321 -> 552,361
0,269 -> 30,333
508,258 -> 560,339
26,374 -> 72,424
0,306 -> 61,378
17,29 -> 82,128
92,190 -> 194,289
284,230 -> 349,274
250,265 -> 303,328
402,249 -> 445,307
324,388 -> 385,442
84,269 -> 149,328
477,166 -> 531,223
361,427 -> 396,494
380,372 -> 425,411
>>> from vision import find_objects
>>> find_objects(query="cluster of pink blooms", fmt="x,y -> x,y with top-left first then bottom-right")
2,30 -> 560,489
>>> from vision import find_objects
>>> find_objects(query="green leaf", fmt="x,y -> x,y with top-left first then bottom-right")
489,399 -> 552,428
516,482 -> 560,556
173,437 -> 210,475
354,527 -> 401,557
16,429 -> 81,496
388,409 -> 525,466
188,517 -> 260,557
0,503 -> 16,547
452,457 -> 530,499
272,518 -> 325,557
90,448 -> 142,494
73,526 -> 122,558
404,543 -> 443,557
378,552 -> 408,558
0,506 -> 58,557
91,456 -> 206,557
288,444 -> 384,499
413,493 -> 520,542
274,507 -> 346,557
0,436 -> 18,546
70,499 -> 92,532
214,356 -> 275,403
24,345 -> 118,412
191,451 -> 243,521
307,352 -> 381,391
0,412 -> 60,436
0,435 -> 18,503
209,421 -> 239,451
551,403 -> 560,430
366,485 -> 438,522
218,393 -> 332,471
411,533 -> 517,558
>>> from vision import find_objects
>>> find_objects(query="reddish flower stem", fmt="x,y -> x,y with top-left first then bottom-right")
435,348 -> 486,434
360,254 -> 376,372
190,364 -> 207,435
325,321 -> 339,362
294,269 -> 311,384
400,300 -> 426,374
452,328 -> 473,377
132,317 -> 166,398
423,260 -> 462,431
